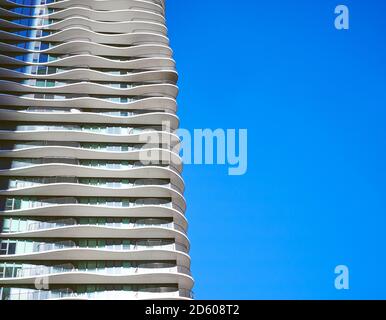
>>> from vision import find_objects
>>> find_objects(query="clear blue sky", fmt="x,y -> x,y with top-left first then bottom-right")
166,0 -> 386,299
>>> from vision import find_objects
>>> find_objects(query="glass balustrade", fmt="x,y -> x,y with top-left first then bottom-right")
0,263 -> 191,279
12,66 -> 143,76
11,125 -> 160,134
1,287 -> 192,300
2,217 -> 185,234
10,18 -> 55,27
0,239 -> 188,255
5,51 -> 142,63
9,30 -> 53,38
8,0 -> 164,7
15,93 -> 140,103
7,158 -> 175,170
4,197 -> 176,211
7,178 -> 173,190
79,143 -> 149,152
13,109 -> 150,117
9,7 -> 55,16
10,158 -> 80,168
3,156 -> 180,174
19,79 -> 141,89
0,141 -> 154,152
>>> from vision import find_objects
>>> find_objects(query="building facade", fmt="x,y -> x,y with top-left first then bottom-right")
0,0 -> 193,300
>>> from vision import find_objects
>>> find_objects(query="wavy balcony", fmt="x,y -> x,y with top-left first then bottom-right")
0,0 -> 165,16
1,226 -> 188,250
0,28 -> 169,46
2,229 -> 187,250
4,176 -> 184,193
0,7 -> 165,24
0,177 -> 186,209
0,264 -> 191,280
0,67 -> 177,83
2,217 -> 186,234
0,129 -> 180,147
0,147 -> 182,169
2,176 -> 184,198
1,288 -> 193,301
0,184 -> 186,214
9,78 -> 175,88
0,53 -> 175,72
0,241 -> 190,260
0,109 -> 179,128
0,249 -> 191,269
0,18 -> 167,35
0,94 -> 177,113
0,265 -> 192,287
1,204 -> 187,228
0,166 -> 182,183
0,80 -> 178,98
1,278 -> 193,299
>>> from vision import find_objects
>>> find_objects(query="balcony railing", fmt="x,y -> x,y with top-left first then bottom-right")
8,160 -> 180,173
0,264 -> 191,279
2,288 -> 193,301
5,198 -> 181,212
11,126 -> 160,135
20,219 -> 186,234
7,180 -> 181,193
1,241 -> 189,255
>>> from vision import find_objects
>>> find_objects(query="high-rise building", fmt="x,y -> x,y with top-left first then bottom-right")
0,0 -> 193,300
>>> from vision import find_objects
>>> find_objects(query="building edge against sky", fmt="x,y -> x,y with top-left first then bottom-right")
0,0 -> 193,300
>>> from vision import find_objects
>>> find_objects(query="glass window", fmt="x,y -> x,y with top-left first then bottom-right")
36,80 -> 46,87
78,262 -> 86,270
47,67 -> 56,74
5,266 -> 14,278
0,243 -> 7,255
123,240 -> 130,250
39,54 -> 48,63
25,241 -> 34,254
8,242 -> 17,254
88,240 -> 97,248
5,199 -> 14,210
2,219 -> 11,232
19,220 -> 27,232
79,240 -> 87,248
87,261 -> 96,270
15,198 -> 22,210
77,285 -> 86,293
87,285 -> 96,293
40,42 -> 49,50
79,218 -> 88,224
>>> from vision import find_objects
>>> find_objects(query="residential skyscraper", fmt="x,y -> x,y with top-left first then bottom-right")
0,0 -> 193,300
